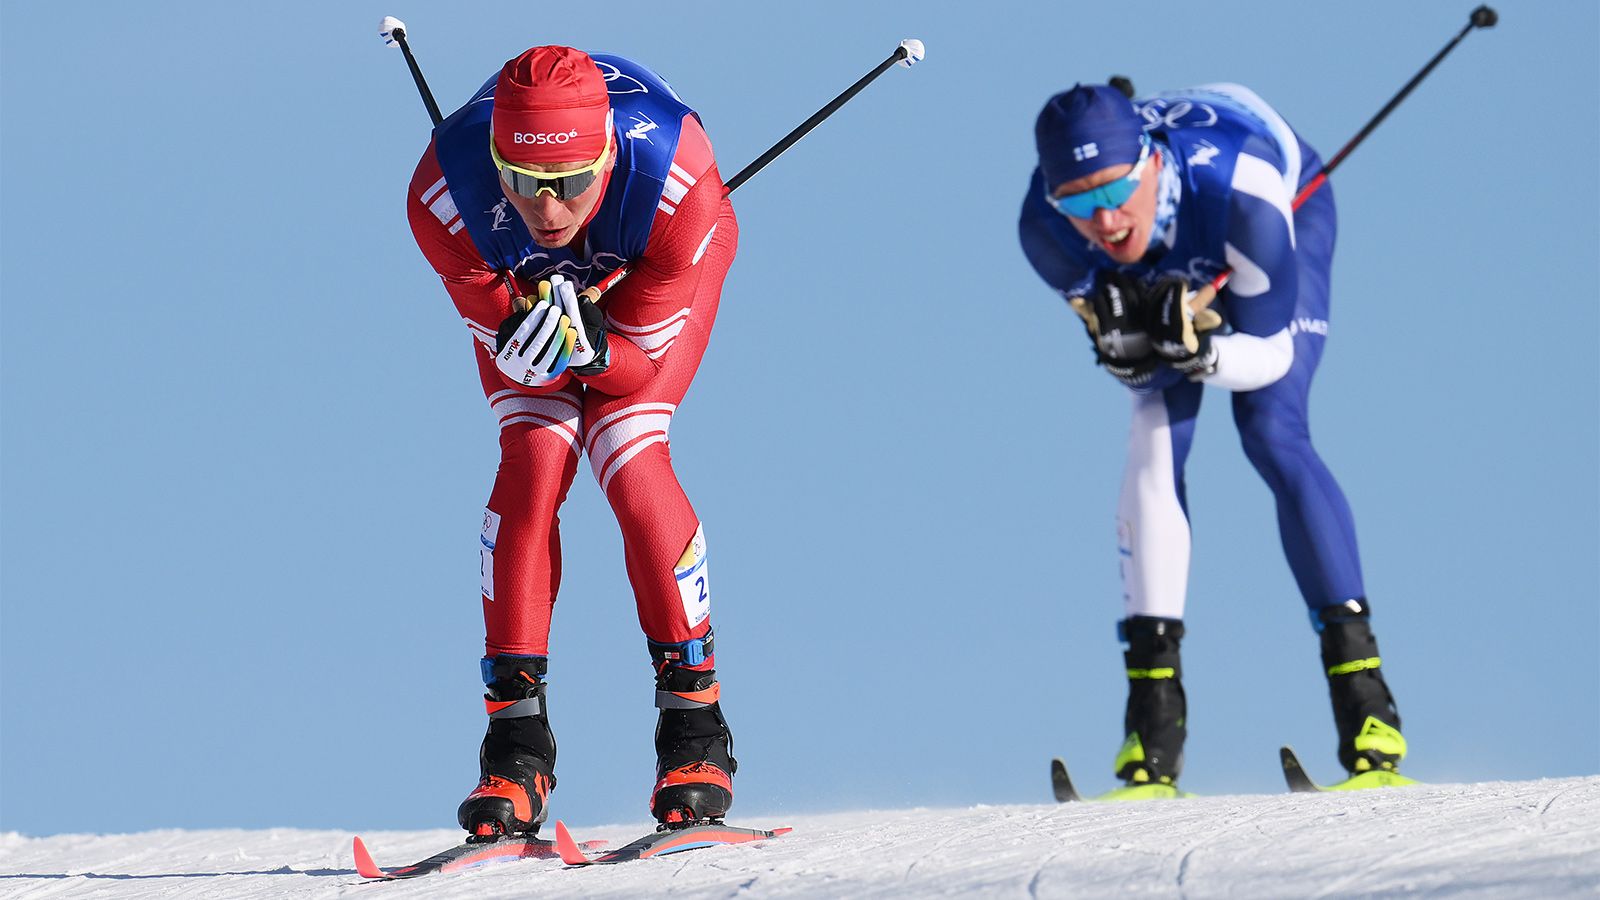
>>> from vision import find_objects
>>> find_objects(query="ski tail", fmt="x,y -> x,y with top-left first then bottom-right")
1050,758 -> 1084,802
352,836 -> 388,879
1280,746 -> 1322,792
554,820 -> 593,866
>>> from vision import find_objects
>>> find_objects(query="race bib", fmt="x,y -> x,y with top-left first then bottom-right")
1117,518 -> 1135,608
480,508 -> 502,602
673,524 -> 710,629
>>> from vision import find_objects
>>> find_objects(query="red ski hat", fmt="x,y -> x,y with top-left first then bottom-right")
491,46 -> 611,166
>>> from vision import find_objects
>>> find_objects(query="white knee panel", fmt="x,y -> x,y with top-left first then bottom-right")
1117,393 -> 1191,619
489,389 -> 583,451
586,403 -> 676,493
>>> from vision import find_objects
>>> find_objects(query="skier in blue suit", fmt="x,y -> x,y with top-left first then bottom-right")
1019,82 -> 1409,796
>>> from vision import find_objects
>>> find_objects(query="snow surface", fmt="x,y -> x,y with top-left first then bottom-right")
2,776 -> 1596,899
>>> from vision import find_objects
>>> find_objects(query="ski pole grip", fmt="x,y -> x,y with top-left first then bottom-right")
580,264 -> 633,308
1188,282 -> 1225,334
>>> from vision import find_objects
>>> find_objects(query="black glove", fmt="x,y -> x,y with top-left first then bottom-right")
566,283 -> 608,374
1146,275 -> 1218,379
494,298 -> 535,355
1070,271 -> 1158,388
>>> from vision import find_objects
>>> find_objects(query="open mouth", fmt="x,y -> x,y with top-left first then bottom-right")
1102,227 -> 1133,251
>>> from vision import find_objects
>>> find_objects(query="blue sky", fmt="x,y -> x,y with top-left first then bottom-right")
3,1 -> 1596,835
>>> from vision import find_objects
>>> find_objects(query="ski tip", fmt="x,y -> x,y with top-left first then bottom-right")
352,836 -> 387,880
553,820 -> 592,866
771,826 -> 794,837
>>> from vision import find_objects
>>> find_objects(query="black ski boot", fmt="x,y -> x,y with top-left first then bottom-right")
1317,600 -> 1405,774
457,655 -> 557,839
647,633 -> 736,826
1114,616 -> 1187,794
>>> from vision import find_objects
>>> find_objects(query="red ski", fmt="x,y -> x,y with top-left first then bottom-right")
554,819 -> 790,866
352,832 -> 604,881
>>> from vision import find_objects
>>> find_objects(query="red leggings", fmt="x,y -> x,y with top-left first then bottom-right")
474,223 -> 736,658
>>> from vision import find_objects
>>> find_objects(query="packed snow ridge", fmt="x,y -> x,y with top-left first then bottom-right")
2,776 -> 1595,899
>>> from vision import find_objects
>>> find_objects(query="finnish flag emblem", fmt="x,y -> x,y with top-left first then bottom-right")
1073,142 -> 1099,162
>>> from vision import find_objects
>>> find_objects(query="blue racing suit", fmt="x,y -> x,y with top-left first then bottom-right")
1019,83 -> 1364,619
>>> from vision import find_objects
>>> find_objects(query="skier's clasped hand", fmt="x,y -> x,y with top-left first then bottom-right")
493,275 -> 610,386
1070,271 -> 1156,388
495,279 -> 572,386
1146,275 -> 1218,379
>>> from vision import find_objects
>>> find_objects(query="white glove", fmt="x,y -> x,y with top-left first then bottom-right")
494,280 -> 574,387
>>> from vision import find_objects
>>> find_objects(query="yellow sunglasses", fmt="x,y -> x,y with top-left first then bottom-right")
490,112 -> 615,201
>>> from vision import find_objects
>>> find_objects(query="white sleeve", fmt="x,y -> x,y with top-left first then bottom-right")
1200,327 -> 1294,391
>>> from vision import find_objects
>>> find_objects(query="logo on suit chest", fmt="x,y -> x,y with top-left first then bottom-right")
512,250 -> 628,291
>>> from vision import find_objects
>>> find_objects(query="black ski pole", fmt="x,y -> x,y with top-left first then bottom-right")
377,20 -> 921,196
1193,5 -> 1496,311
1313,5 -> 1498,187
380,17 -> 443,127
725,39 -> 924,192
578,38 -> 924,303
378,22 -> 925,304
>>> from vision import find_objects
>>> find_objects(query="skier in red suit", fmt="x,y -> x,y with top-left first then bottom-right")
406,45 -> 737,836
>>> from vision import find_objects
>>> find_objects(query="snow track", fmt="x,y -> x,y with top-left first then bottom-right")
1,776 -> 1595,898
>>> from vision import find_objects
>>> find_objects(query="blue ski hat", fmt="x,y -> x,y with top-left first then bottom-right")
1035,84 -> 1146,190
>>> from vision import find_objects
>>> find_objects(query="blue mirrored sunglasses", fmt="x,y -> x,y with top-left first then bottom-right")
1047,137 -> 1153,219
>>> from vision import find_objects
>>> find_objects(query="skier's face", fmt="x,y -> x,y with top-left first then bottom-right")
1050,148 -> 1161,265
501,149 -> 614,249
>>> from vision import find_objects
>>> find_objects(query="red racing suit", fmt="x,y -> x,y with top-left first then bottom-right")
406,114 -> 737,661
